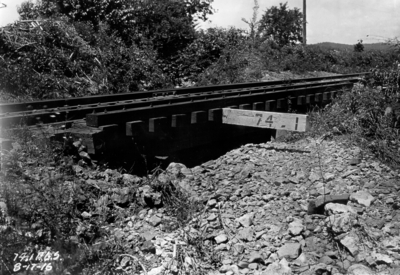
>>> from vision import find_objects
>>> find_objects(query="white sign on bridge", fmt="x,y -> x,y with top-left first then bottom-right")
222,108 -> 310,132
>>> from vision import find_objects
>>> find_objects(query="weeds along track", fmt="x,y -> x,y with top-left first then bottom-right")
0,73 -> 367,129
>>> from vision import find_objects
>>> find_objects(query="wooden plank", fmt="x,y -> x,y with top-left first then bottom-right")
276,98 -> 285,110
99,124 -> 119,132
172,114 -> 188,128
222,108 -> 309,132
323,92 -> 331,102
208,108 -> 223,122
191,111 -> 207,124
126,121 -> 145,137
252,102 -> 264,111
297,96 -> 306,105
315,93 -> 323,103
149,117 -> 167,133
239,104 -> 251,110
265,100 -> 276,111
306,94 -> 314,105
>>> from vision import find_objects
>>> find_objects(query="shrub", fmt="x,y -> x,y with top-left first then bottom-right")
0,126 -> 144,273
280,66 -> 400,169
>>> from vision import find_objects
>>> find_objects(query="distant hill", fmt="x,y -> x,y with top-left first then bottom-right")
313,42 -> 393,52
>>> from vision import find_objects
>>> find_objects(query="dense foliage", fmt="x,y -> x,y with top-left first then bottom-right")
0,0 -> 214,100
1,1 -> 400,102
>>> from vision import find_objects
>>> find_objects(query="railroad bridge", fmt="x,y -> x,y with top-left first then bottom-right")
0,73 -> 367,168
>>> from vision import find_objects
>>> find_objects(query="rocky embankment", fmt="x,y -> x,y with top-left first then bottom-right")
90,137 -> 400,275
3,137 -> 400,275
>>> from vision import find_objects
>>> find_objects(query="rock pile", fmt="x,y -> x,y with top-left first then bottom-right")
4,136 -> 399,274
127,138 -> 400,275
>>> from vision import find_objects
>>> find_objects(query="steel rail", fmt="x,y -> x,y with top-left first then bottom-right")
0,80 -> 353,127
0,73 -> 368,114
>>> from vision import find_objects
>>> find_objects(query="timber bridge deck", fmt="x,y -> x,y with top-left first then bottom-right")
0,73 -> 368,165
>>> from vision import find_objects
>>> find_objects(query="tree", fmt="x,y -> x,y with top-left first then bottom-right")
242,0 -> 260,48
2,0 -> 215,99
172,27 -> 247,81
17,0 -> 214,58
257,2 -> 303,48
354,39 -> 364,52
17,0 -> 59,20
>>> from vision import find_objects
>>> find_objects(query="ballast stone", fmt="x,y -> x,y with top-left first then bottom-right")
340,233 -> 360,256
350,190 -> 375,207
215,234 -> 228,244
263,258 -> 291,275
277,242 -> 301,259
347,264 -> 374,275
325,203 -> 356,215
288,220 -> 304,236
236,212 -> 255,227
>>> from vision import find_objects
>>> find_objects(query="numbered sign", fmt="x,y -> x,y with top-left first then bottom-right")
222,108 -> 309,132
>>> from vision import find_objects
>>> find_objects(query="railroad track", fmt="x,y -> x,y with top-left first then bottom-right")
1,73 -> 366,128
0,73 -> 368,158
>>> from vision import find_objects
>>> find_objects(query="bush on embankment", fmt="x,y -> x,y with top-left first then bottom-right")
280,65 -> 400,170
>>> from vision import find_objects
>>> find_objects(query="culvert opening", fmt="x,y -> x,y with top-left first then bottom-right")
99,128 -> 275,175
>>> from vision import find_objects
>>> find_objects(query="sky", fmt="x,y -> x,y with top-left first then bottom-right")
1,0 -> 400,45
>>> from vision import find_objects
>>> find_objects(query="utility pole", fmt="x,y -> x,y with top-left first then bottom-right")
303,0 -> 306,45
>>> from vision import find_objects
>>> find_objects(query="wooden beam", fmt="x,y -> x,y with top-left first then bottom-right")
171,114 -> 188,128
306,94 -> 314,105
253,102 -> 264,111
323,92 -> 331,102
149,117 -> 167,133
208,108 -> 223,122
126,120 -> 145,136
315,93 -> 323,103
265,100 -> 276,111
276,98 -> 285,110
191,111 -> 207,124
222,108 -> 309,132
297,96 -> 306,105
239,104 -> 251,110
99,124 -> 119,132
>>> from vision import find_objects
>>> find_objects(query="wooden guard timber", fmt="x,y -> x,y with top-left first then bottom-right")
222,108 -> 310,132
0,73 -> 368,161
